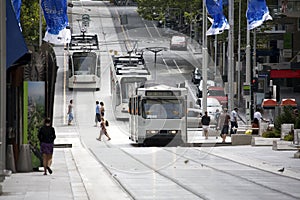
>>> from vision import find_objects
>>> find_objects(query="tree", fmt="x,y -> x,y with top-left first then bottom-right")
20,0 -> 46,47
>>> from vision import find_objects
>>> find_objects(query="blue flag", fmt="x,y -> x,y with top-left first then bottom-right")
247,0 -> 272,30
12,0 -> 22,25
206,0 -> 229,36
41,0 -> 71,44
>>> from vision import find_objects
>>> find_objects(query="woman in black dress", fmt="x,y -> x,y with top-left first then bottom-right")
38,118 -> 56,175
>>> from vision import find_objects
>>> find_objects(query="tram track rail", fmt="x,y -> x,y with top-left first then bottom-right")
88,145 -> 300,200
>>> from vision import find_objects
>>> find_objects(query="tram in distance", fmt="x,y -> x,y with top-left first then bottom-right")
129,84 -> 188,146
110,52 -> 151,119
66,33 -> 101,90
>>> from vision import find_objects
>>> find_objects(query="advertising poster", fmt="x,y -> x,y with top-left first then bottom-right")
23,81 -> 45,169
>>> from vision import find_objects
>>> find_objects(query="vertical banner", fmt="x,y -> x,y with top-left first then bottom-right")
246,0 -> 272,30
41,0 -> 71,44
23,81 -> 45,169
206,0 -> 229,36
6,0 -> 28,68
11,0 -> 22,25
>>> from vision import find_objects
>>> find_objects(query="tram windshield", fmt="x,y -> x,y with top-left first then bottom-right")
142,99 -> 184,119
72,52 -> 96,75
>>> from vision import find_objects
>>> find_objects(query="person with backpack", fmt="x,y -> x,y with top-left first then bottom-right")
201,111 -> 211,139
96,117 -> 111,141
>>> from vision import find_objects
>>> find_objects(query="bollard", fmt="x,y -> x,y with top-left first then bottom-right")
17,144 -> 33,172
6,144 -> 16,173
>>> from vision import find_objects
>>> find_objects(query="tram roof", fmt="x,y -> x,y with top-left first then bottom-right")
138,84 -> 187,92
116,68 -> 150,75
67,34 -> 99,50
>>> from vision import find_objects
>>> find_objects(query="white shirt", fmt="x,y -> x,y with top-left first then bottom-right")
230,110 -> 237,122
254,111 -> 262,120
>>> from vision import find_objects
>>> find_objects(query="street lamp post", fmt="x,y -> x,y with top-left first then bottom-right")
144,47 -> 167,81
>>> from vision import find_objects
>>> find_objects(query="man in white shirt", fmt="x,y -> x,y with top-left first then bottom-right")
230,107 -> 238,135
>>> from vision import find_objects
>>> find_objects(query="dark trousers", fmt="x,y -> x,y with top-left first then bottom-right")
230,121 -> 238,135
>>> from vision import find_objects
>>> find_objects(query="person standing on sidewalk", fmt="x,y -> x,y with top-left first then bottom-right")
96,117 -> 111,141
218,108 -> 230,143
201,111 -> 210,139
95,101 -> 101,126
67,99 -> 74,125
230,107 -> 239,135
38,117 -> 56,175
100,101 -> 105,117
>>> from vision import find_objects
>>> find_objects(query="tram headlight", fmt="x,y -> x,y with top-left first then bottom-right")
146,130 -> 159,135
168,130 -> 180,134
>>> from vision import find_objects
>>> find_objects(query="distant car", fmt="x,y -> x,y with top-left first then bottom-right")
170,35 -> 187,51
207,86 -> 228,107
191,68 -> 202,84
194,97 -> 222,126
196,80 -> 216,98
187,108 -> 202,128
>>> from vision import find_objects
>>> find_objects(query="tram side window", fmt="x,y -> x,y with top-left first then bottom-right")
116,82 -> 121,106
129,98 -> 132,114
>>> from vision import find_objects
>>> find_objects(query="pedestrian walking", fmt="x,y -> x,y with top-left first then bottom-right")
230,107 -> 238,135
201,111 -> 210,139
253,108 -> 268,135
218,108 -> 230,143
67,99 -> 74,125
100,101 -> 105,117
38,117 -> 56,175
95,101 -> 101,126
214,109 -> 220,124
96,117 -> 111,141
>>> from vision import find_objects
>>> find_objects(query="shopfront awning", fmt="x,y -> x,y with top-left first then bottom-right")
280,98 -> 297,107
270,69 -> 300,79
262,99 -> 278,109
6,0 -> 28,68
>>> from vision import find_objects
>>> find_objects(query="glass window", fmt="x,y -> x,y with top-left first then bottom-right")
142,99 -> 184,119
121,77 -> 147,103
72,52 -> 96,75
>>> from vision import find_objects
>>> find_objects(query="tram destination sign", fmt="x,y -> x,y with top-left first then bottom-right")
146,91 -> 181,97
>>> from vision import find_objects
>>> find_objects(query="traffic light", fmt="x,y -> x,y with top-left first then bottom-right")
251,77 -> 258,92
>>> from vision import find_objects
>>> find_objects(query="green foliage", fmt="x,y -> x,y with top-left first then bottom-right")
274,106 -> 296,130
20,0 -> 46,46
262,129 -> 280,138
284,132 -> 294,141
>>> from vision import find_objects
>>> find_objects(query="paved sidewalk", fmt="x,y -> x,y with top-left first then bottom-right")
0,130 -> 131,200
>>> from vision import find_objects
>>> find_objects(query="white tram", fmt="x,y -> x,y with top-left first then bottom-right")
66,34 -> 101,90
129,84 -> 187,145
111,53 -> 150,119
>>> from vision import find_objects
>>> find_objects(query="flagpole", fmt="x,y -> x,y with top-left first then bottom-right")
0,0 -> 7,185
237,0 -> 241,107
228,0 -> 234,111
245,0 -> 252,125
39,0 -> 42,46
202,0 -> 208,112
